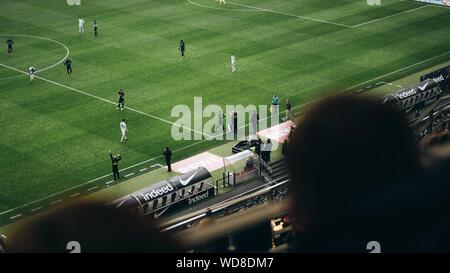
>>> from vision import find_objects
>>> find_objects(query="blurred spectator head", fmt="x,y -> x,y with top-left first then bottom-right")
8,201 -> 180,253
287,94 -> 419,230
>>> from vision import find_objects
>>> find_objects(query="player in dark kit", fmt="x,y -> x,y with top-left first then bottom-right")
179,39 -> 185,57
6,38 -> 14,55
93,20 -> 98,38
63,58 -> 73,78
117,88 -> 125,110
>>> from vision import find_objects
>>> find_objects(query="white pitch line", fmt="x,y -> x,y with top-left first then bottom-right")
351,5 -> 429,28
70,193 -> 80,198
50,199 -> 63,205
124,173 -> 135,178
87,186 -> 98,192
139,168 -> 147,172
0,51 -> 449,217
226,1 -> 352,28
30,207 -> 42,212
0,63 -> 213,139
105,180 -> 115,185
151,164 -> 163,168
10,214 -> 22,220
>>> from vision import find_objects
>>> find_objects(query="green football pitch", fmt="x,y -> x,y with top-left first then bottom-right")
0,0 -> 449,221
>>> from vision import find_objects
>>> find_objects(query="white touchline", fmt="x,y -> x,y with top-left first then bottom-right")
0,50 -> 449,217
0,63 -> 214,139
226,1 -> 352,28
351,5 -> 429,28
124,173 -> 135,178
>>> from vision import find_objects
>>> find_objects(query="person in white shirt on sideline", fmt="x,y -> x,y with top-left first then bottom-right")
78,17 -> 85,33
28,65 -> 36,81
230,53 -> 236,73
120,118 -> 128,143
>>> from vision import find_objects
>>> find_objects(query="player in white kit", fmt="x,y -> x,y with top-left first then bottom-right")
230,53 -> 236,73
120,118 -> 128,143
78,17 -> 85,33
28,65 -> 36,81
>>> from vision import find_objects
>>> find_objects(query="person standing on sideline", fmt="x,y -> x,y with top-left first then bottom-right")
271,94 -> 280,118
255,138 -> 262,157
78,17 -> 85,33
163,147 -> 173,172
120,119 -> 128,143
233,109 -> 238,138
117,88 -> 125,110
93,20 -> 98,37
28,65 -> 36,82
285,98 -> 292,121
179,39 -> 185,58
230,53 -> 236,73
109,150 -> 121,181
6,38 -> 14,55
261,139 -> 272,164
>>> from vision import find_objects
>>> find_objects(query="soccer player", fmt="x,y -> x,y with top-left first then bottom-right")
179,39 -> 185,57
93,20 -> 98,37
6,38 -> 14,55
28,65 -> 36,81
63,58 -> 73,78
219,0 -> 226,5
117,88 -> 125,110
78,17 -> 85,33
120,119 -> 128,143
230,53 -> 236,73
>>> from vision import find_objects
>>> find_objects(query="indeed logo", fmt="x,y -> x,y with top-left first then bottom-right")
188,191 -> 209,205
433,75 -> 445,83
397,89 -> 417,99
141,184 -> 174,201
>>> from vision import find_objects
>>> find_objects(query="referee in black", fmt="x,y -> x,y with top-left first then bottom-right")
109,150 -> 121,181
